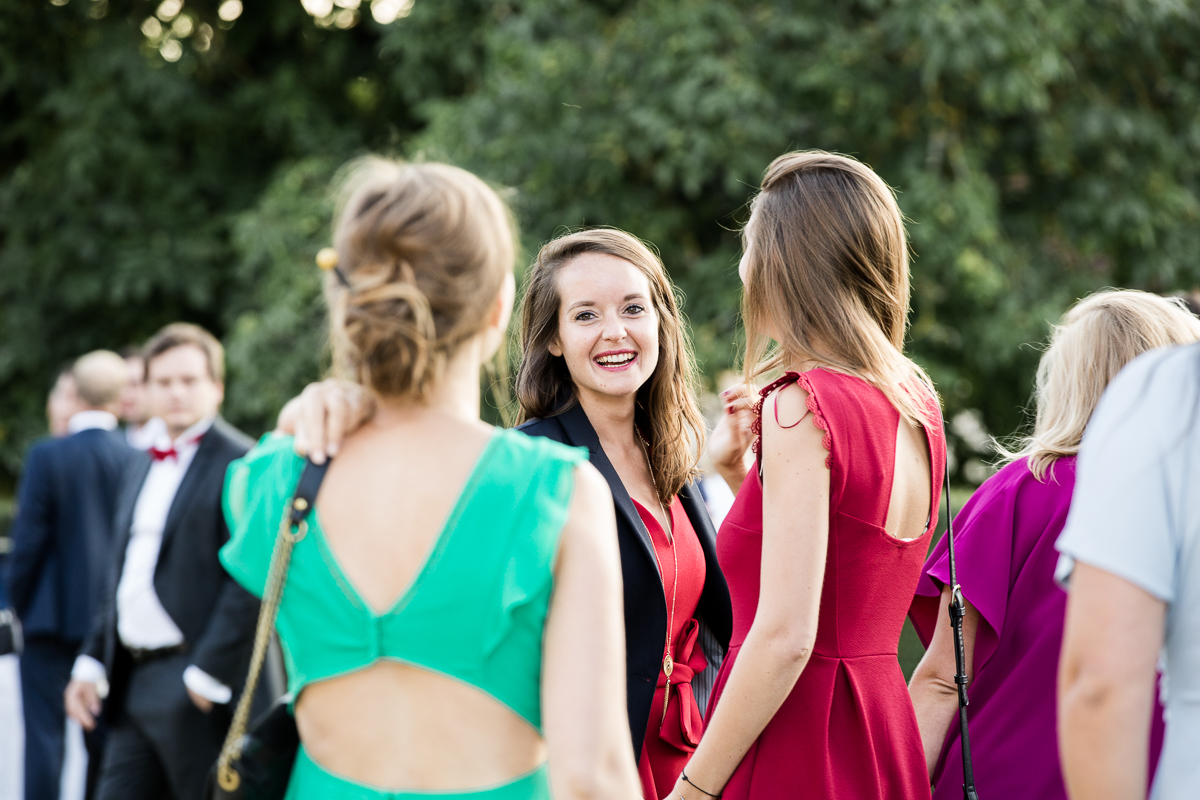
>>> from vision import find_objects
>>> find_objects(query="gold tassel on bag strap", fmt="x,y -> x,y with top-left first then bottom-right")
215,490 -> 314,791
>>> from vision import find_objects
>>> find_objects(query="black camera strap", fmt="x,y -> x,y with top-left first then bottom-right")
943,459 -> 980,800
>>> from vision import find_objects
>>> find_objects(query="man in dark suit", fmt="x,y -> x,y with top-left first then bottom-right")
6,350 -> 137,800
64,323 -> 258,800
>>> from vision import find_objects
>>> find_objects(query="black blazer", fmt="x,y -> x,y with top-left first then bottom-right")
5,428 -> 138,641
82,417 -> 259,715
517,404 -> 732,756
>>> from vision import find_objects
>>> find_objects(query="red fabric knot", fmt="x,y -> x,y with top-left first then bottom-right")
658,617 -> 708,750
148,434 -> 202,462
149,445 -> 178,462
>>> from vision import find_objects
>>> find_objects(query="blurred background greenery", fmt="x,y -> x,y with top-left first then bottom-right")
2,0 -> 1199,507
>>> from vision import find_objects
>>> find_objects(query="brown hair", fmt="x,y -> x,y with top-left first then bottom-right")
516,228 -> 705,503
742,151 -> 935,426
1000,289 -> 1200,480
328,158 -> 515,400
143,323 -> 225,383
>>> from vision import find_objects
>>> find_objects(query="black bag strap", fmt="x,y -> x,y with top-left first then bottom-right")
943,456 -> 980,800
215,458 -> 329,793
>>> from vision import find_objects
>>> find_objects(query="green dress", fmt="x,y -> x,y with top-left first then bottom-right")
220,428 -> 586,799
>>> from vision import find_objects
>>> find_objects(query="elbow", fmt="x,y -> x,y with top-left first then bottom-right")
552,749 -> 633,800
764,625 -> 815,666
1060,671 -> 1119,720
909,660 -> 960,701
555,771 -> 599,800
782,636 -> 815,666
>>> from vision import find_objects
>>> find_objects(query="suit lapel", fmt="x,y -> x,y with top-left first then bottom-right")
111,453 -> 152,576
555,404 -> 661,581
160,423 -> 221,551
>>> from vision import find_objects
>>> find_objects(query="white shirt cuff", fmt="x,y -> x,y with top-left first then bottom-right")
71,655 -> 110,699
183,665 -> 233,704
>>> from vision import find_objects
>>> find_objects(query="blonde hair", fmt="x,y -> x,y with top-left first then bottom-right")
742,151 -> 936,426
1004,289 -> 1200,480
516,228 -> 705,504
72,350 -> 127,407
328,158 -> 515,400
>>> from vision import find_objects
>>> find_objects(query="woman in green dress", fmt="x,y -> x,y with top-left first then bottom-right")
219,158 -> 640,800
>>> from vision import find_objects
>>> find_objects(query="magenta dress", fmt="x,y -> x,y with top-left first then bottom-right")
708,369 -> 941,799
910,456 -> 1165,800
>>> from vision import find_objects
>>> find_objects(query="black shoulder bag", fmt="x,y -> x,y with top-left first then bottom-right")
942,460 -> 980,800
208,459 -> 329,800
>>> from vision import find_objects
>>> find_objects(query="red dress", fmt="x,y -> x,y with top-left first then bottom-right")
707,369 -> 943,799
633,496 -> 708,800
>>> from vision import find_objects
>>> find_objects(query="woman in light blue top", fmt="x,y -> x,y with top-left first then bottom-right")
1057,342 -> 1200,800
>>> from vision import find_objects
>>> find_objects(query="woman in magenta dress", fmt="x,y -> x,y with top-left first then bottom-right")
907,290 -> 1199,799
671,151 -> 943,800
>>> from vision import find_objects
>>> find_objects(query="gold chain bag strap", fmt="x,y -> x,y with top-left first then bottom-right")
209,459 -> 329,799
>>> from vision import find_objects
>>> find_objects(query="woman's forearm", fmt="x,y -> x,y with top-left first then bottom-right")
908,671 -> 959,777
677,625 -> 812,796
1058,563 -> 1165,800
715,459 -> 750,496
1059,676 -> 1151,800
907,586 -> 980,781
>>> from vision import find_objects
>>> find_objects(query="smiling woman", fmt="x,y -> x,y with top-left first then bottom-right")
514,228 -> 733,800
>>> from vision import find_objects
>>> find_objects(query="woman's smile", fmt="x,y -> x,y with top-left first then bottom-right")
594,349 -> 639,371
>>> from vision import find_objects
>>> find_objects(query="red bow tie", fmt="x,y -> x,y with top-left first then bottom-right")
149,435 -> 200,462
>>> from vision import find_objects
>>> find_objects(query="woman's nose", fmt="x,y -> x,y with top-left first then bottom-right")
602,320 -> 627,341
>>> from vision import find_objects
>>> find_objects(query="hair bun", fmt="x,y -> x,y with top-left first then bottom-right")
326,158 -> 515,400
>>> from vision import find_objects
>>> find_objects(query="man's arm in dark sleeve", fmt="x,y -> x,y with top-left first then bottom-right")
188,511 -> 261,690
5,445 -> 53,617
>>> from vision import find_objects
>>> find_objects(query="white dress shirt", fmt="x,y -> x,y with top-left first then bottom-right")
67,410 -> 119,434
126,415 -> 166,451
72,415 -> 232,704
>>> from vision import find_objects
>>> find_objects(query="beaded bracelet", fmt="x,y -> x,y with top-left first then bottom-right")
681,771 -> 722,798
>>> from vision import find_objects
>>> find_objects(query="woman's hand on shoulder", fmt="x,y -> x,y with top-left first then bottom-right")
276,378 -> 375,464
708,383 -> 757,494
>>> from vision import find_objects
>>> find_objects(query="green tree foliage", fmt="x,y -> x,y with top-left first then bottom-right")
2,0 -> 1199,488
419,0 -> 1200,463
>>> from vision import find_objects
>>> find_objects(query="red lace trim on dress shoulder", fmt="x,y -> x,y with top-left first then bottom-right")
751,371 -> 833,469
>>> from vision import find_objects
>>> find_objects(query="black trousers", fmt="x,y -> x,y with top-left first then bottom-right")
20,636 -> 105,800
94,654 -> 230,800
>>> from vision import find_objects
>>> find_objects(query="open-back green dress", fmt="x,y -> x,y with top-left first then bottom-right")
219,428 -> 586,800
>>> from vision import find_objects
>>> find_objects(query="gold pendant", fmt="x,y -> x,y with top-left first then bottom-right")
663,653 -> 673,677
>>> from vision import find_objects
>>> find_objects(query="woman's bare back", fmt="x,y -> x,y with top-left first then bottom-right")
296,411 -> 545,790
886,417 -> 934,541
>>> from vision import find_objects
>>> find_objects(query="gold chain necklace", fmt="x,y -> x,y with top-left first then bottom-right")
638,429 -> 678,725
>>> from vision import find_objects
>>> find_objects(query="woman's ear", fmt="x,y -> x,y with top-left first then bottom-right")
490,271 -> 516,332
548,339 -> 563,358
479,272 -> 516,362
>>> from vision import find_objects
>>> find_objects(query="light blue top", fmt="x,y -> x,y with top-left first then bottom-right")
1056,343 -> 1200,800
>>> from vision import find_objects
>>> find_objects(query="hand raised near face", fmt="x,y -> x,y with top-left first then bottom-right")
708,383 -> 758,494
276,379 -> 375,464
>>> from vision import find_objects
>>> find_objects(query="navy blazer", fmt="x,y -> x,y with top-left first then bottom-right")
5,428 -> 138,641
517,403 -> 732,757
81,417 -> 259,717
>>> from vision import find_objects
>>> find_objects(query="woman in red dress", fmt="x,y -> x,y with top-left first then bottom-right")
676,151 -> 944,800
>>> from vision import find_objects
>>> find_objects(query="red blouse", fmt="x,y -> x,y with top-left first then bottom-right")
633,495 -> 708,800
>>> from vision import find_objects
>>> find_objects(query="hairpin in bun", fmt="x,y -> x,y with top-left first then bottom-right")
316,247 -> 353,289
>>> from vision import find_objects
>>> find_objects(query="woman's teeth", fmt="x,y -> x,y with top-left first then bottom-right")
596,353 -> 636,366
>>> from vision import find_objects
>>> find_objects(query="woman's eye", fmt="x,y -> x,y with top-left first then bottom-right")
624,304 -> 645,315
573,311 -> 597,321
